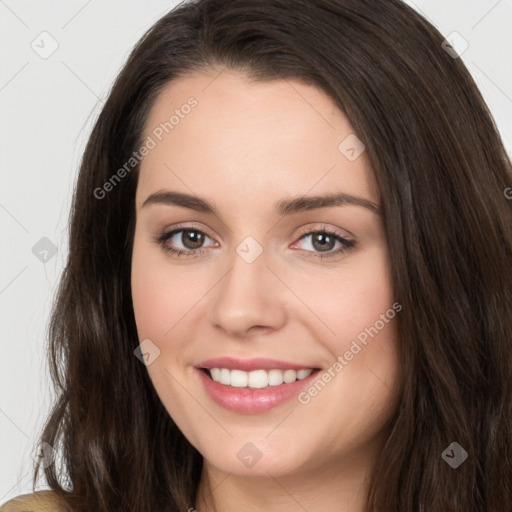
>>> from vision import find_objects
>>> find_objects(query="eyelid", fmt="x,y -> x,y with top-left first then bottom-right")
158,222 -> 352,246
293,223 -> 354,241
161,221 -> 219,242
289,224 -> 355,258
155,222 -> 356,260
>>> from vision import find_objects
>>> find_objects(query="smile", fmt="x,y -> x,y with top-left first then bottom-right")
195,357 -> 322,414
206,368 -> 314,388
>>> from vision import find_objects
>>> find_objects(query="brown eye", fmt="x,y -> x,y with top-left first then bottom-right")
310,232 -> 337,252
154,228 -> 216,257
293,229 -> 356,260
180,229 -> 205,249
154,226 -> 355,260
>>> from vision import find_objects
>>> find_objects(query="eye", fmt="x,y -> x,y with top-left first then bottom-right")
292,227 -> 356,260
153,227 -> 217,258
153,224 -> 356,260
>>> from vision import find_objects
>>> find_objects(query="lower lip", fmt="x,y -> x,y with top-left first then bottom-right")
195,368 -> 320,414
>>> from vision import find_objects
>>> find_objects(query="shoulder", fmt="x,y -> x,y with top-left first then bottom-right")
0,490 -> 65,512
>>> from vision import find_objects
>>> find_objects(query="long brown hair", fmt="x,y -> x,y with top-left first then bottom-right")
33,0 -> 512,510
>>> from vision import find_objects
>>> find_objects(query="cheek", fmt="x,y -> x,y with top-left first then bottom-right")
131,244 -> 167,339
131,236 -> 204,340
291,245 -> 395,347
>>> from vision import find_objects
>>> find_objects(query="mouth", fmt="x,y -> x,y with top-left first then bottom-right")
195,357 -> 323,414
199,367 -> 320,389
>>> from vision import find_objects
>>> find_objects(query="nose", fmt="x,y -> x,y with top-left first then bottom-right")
207,243 -> 287,338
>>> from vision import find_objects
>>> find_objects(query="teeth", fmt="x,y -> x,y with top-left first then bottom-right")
297,369 -> 314,380
248,369 -> 268,388
268,369 -> 283,386
207,368 -> 314,388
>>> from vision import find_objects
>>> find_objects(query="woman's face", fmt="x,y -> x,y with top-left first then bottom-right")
131,69 -> 401,479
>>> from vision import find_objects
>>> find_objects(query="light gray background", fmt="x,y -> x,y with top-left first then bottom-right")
1,0 -> 511,502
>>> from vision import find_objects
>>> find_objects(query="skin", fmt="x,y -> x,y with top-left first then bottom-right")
131,69 -> 402,512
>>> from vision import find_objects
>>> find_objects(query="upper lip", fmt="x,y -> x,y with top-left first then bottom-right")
196,356 -> 320,372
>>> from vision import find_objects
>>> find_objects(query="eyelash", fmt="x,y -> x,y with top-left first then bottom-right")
153,225 -> 356,261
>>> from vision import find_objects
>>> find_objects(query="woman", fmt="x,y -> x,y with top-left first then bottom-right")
2,0 -> 511,510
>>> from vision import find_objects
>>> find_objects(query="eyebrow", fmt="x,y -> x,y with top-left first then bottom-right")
141,190 -> 381,216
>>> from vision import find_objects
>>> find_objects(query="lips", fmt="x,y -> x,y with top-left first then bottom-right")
196,356 -> 319,372
195,356 -> 322,413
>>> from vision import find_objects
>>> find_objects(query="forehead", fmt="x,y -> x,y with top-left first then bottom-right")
136,70 -> 378,208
